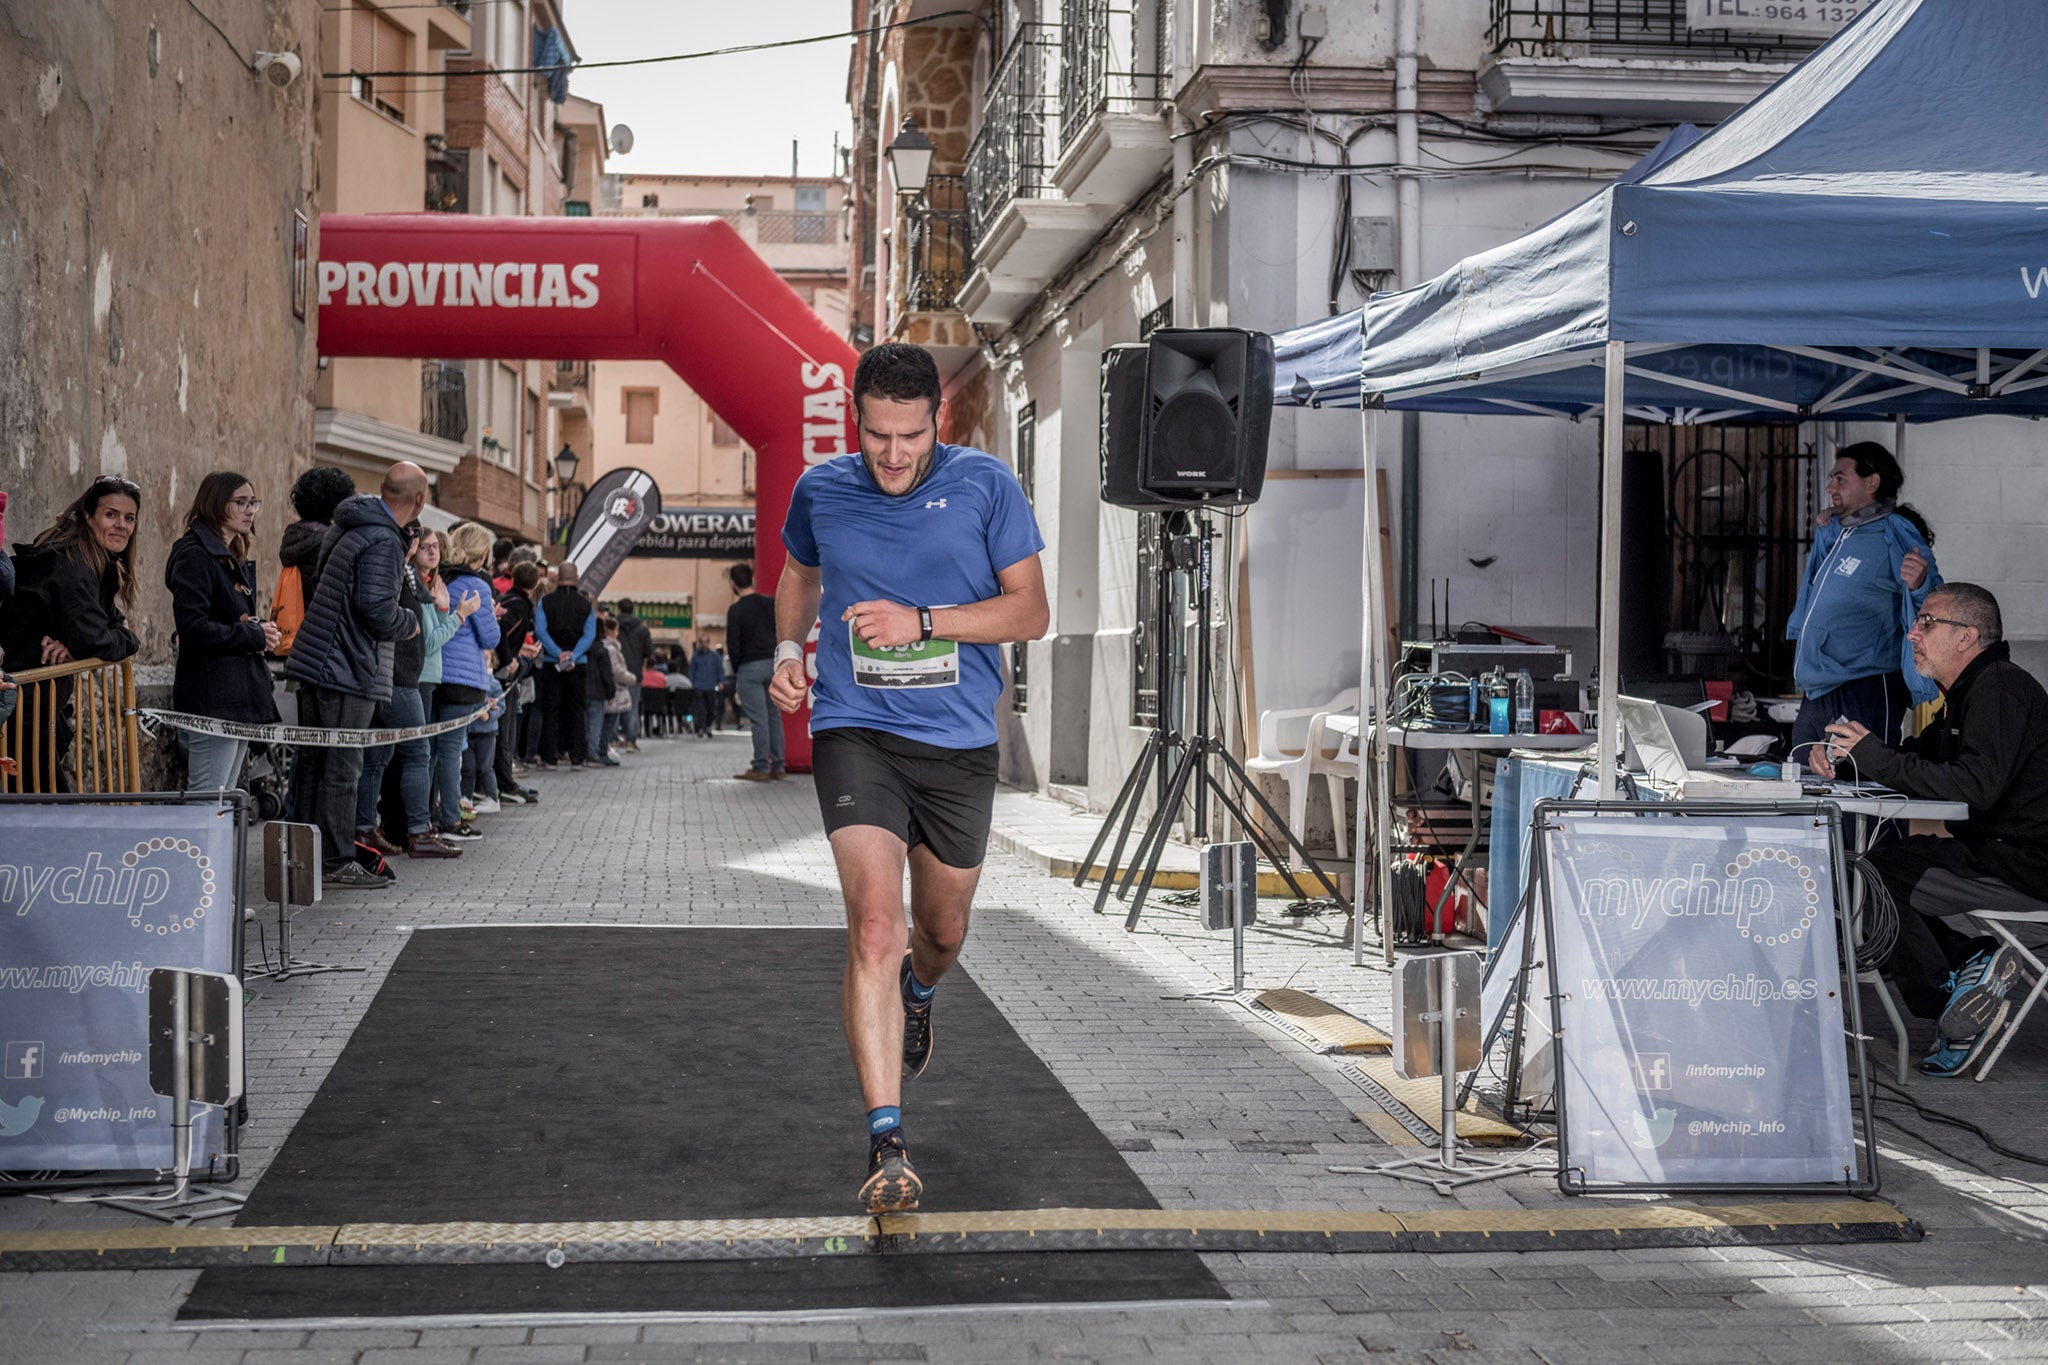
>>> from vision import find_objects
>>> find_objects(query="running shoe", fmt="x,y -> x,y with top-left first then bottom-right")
497,789 -> 526,806
1938,945 -> 2022,1041
471,795 -> 502,814
440,821 -> 485,842
1920,1002 -> 2011,1077
459,799 -> 476,822
901,952 -> 934,1080
859,1130 -> 922,1213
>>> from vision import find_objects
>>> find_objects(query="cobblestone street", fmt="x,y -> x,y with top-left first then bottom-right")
4,732 -> 2048,1363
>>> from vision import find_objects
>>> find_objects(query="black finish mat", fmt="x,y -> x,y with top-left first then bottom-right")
182,926 -> 1223,1318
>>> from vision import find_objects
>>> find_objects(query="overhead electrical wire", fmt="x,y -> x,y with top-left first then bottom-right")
322,9 -> 974,82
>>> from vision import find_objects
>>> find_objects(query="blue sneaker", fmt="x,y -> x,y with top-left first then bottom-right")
1938,945 -> 2021,1041
1919,1002 -> 2011,1078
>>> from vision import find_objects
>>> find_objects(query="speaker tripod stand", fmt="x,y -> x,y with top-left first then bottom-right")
1076,512 -> 1350,929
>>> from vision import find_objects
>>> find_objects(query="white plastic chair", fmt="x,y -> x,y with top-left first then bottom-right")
1964,907 -> 2048,1080
1311,712 -> 1363,862
1243,688 -> 1360,869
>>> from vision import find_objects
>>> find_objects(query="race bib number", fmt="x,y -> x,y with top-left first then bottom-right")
850,620 -> 959,689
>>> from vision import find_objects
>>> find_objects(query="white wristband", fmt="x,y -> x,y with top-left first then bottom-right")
773,641 -> 804,669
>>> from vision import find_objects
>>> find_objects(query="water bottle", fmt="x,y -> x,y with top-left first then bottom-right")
1487,670 -> 1512,735
1514,670 -> 1535,734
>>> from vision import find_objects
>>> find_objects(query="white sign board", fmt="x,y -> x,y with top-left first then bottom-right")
1687,0 -> 1868,38
1540,811 -> 1859,1187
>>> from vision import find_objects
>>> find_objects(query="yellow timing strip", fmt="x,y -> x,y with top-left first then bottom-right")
0,1199 -> 1909,1258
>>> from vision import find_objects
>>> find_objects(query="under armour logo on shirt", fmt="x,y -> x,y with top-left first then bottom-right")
925,498 -> 947,510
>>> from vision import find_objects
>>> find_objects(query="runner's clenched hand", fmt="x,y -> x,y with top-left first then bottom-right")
770,659 -> 808,713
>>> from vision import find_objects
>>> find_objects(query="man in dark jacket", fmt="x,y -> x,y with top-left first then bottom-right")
1822,583 -> 2048,1075
614,600 -> 654,750
284,464 -> 428,885
533,562 -> 596,767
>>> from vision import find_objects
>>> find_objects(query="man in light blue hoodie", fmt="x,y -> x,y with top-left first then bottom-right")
1784,442 -> 1939,773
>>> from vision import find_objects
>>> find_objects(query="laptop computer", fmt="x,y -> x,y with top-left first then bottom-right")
1616,695 -> 1802,800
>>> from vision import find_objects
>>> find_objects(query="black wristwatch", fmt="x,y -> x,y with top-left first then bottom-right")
917,606 -> 934,643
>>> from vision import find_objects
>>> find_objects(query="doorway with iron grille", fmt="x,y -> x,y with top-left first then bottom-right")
1622,421 -> 1819,699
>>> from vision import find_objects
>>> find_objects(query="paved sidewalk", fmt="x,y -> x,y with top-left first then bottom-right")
3,731 -> 2047,1363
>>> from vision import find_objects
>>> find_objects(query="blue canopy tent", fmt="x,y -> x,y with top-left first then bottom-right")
1263,0 -> 2048,958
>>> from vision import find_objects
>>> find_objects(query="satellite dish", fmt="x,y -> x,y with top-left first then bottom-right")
610,123 -> 635,155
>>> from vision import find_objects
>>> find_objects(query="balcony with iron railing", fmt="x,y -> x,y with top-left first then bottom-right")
959,22 -> 1118,329
965,23 -> 1064,246
903,173 -> 972,314
1481,0 -> 1833,120
1052,0 -> 1169,206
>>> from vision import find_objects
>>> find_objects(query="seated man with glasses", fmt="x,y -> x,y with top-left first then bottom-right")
1816,583 -> 2048,1075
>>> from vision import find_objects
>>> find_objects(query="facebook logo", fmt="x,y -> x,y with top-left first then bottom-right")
1631,1053 -> 1672,1092
4,1042 -> 44,1080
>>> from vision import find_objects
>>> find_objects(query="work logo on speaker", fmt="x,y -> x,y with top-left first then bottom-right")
0,805 -> 236,1171
1541,814 -> 1856,1187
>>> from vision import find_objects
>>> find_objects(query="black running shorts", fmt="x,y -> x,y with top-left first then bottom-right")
811,727 -> 999,869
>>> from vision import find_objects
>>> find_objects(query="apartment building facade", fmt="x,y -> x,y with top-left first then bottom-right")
317,0 -> 601,543
849,0 -> 1890,813
586,174 -> 851,645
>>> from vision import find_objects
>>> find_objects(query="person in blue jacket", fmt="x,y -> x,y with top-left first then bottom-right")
1784,441 -> 1939,772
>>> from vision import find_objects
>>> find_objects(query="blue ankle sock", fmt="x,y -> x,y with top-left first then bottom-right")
867,1106 -> 903,1140
903,964 -> 936,1003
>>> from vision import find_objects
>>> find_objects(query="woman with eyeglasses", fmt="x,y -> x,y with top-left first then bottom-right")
0,474 -> 143,790
165,473 -> 283,793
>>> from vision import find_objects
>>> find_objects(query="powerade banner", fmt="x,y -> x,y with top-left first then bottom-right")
632,506 -> 756,559
565,467 -> 663,599
0,802 -> 238,1172
1540,812 -> 1857,1187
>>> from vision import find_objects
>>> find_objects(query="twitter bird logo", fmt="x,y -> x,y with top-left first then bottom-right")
1627,1105 -> 1676,1151
0,1095 -> 45,1137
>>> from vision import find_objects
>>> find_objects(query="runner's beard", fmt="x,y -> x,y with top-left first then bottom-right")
862,443 -> 936,497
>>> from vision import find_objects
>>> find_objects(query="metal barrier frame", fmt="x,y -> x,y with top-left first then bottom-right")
0,791 -> 248,1192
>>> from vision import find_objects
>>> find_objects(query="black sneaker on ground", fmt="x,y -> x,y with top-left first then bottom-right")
1939,945 -> 2022,1040
326,862 -> 390,890
440,821 -> 485,842
859,1130 -> 922,1213
901,952 -> 934,1080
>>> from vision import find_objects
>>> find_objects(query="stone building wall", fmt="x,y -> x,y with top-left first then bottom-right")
0,0 -> 322,669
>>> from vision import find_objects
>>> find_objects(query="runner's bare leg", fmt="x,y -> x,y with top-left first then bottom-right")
832,827 -> 981,1111
908,843 -> 978,991
833,826 -> 912,1112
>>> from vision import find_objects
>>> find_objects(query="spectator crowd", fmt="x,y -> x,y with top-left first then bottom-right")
0,466 -> 760,888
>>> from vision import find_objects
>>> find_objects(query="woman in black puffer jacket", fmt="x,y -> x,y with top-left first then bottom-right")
166,471 -> 282,793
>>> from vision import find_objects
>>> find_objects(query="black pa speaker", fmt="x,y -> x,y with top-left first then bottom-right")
1099,343 -> 1175,510
1140,328 -> 1273,508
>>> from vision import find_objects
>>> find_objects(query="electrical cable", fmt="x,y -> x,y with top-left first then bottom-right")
182,0 -> 253,70
1871,1077 -> 2048,1169
325,9 -> 975,80
1844,852 -> 1899,974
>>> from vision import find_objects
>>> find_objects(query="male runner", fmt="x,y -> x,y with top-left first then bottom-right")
770,342 -> 1047,1213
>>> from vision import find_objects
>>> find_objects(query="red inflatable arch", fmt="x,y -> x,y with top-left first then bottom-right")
316,213 -> 860,772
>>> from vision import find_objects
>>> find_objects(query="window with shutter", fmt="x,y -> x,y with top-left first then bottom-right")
624,389 -> 659,444
352,3 -> 410,124
710,416 -> 740,447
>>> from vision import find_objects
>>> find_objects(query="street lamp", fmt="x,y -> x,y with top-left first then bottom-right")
550,444 -> 584,546
553,443 -> 580,486
885,118 -> 935,199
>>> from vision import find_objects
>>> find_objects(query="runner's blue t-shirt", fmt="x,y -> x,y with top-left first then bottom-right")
783,443 -> 1045,749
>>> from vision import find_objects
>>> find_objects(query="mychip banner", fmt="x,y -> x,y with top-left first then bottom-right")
1538,808 -> 1861,1189
0,799 -> 241,1174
